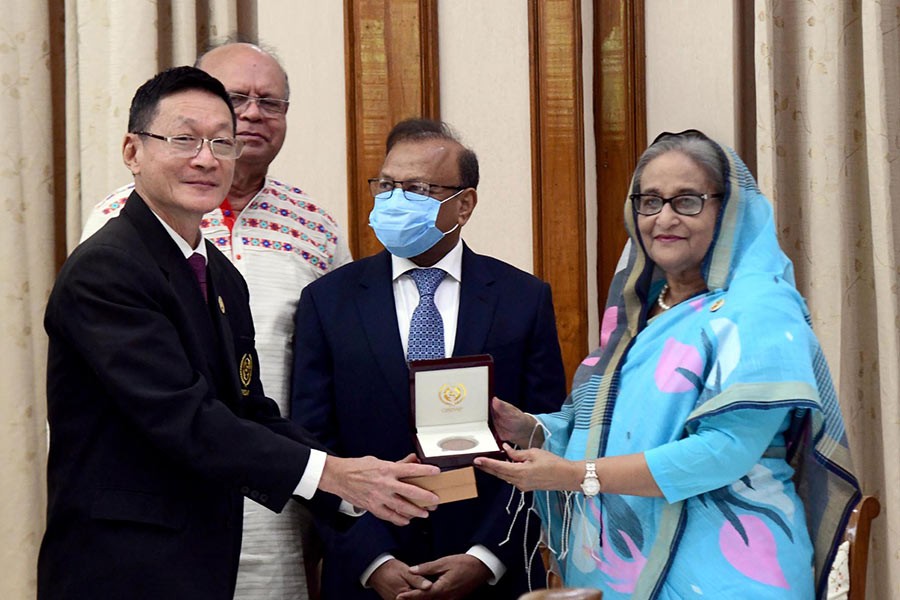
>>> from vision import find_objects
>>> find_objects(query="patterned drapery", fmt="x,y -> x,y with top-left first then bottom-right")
756,1 -> 900,596
0,4 -> 54,596
0,2 -> 248,597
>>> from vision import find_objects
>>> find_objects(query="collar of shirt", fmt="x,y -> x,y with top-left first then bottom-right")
390,238 -> 463,283
390,239 -> 463,358
149,209 -> 210,263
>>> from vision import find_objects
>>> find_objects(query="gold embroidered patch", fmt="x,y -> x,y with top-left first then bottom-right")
240,353 -> 253,387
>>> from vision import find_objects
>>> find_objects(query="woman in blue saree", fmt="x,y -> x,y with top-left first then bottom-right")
475,130 -> 859,599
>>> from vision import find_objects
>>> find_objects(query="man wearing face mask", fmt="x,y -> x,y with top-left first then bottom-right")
290,118 -> 567,599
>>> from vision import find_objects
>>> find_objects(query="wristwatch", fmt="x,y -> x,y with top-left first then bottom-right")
580,460 -> 601,497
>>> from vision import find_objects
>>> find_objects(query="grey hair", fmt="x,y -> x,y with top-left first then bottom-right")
195,35 -> 290,100
632,131 -> 727,194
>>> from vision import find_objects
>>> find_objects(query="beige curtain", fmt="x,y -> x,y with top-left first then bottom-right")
65,1 -> 252,250
1,1 -> 249,596
756,1 -> 899,597
0,3 -> 54,597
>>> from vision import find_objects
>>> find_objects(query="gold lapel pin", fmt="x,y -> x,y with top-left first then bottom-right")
218,296 -> 226,314
710,298 -> 725,312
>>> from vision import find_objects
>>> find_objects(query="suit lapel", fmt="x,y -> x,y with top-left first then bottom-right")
121,194 -> 227,399
204,247 -> 243,408
356,251 -> 409,405
453,245 -> 498,356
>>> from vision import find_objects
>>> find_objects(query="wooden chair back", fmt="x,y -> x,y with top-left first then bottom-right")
846,494 -> 881,600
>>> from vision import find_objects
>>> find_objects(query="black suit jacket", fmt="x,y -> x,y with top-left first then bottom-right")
38,193 -> 337,600
291,246 -> 567,599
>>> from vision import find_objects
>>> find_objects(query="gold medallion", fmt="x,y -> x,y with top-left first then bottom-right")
240,353 -> 253,387
438,383 -> 466,407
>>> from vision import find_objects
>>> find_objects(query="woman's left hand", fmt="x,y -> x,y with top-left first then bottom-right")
474,443 -> 579,492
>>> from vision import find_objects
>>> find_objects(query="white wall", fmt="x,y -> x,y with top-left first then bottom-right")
582,0 -> 599,349
644,1 -> 738,147
439,0 -> 534,272
260,2 -> 350,240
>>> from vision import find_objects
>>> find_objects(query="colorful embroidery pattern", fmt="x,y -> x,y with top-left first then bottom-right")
96,181 -> 343,271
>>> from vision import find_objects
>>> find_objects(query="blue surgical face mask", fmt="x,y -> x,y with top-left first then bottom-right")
368,187 -> 463,258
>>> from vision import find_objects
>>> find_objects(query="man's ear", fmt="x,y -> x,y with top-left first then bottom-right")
122,133 -> 141,175
456,188 -> 477,226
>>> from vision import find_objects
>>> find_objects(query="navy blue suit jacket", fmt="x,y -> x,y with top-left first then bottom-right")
39,193 -> 338,600
291,246 -> 566,599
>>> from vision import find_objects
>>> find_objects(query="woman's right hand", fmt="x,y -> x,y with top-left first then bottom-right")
491,397 -> 543,448
475,444 -> 579,492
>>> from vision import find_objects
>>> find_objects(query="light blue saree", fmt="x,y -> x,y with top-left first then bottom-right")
534,134 -> 859,599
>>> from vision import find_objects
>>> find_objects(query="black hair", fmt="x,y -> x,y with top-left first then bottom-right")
127,66 -> 236,134
386,118 -> 480,189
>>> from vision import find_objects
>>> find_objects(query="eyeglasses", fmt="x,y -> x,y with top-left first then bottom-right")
228,92 -> 290,116
630,192 -> 721,216
136,132 -> 244,160
368,177 -> 464,201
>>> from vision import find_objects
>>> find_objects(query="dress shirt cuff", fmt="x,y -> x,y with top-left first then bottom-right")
293,450 -> 365,516
467,545 -> 505,585
340,501 -> 366,516
293,448 -> 326,499
361,553 -> 394,587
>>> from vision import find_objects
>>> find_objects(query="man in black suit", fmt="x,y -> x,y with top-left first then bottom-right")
38,67 -> 439,600
291,119 -> 567,599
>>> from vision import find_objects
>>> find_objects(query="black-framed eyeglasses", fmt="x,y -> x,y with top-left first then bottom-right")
228,92 -> 290,116
136,132 -> 244,160
630,192 -> 721,216
368,177 -> 464,201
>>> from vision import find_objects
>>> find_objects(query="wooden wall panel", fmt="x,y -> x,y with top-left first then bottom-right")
344,0 -> 439,258
593,0 -> 646,308
529,0 -> 589,383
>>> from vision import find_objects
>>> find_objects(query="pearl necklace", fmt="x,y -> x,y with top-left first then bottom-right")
657,283 -> 673,311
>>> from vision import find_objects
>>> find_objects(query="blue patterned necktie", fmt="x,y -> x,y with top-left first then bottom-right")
407,268 -> 447,361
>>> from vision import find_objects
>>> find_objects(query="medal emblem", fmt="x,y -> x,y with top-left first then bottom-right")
438,383 -> 466,407
240,353 -> 253,387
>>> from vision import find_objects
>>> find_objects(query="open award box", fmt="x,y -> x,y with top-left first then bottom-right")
404,355 -> 506,506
